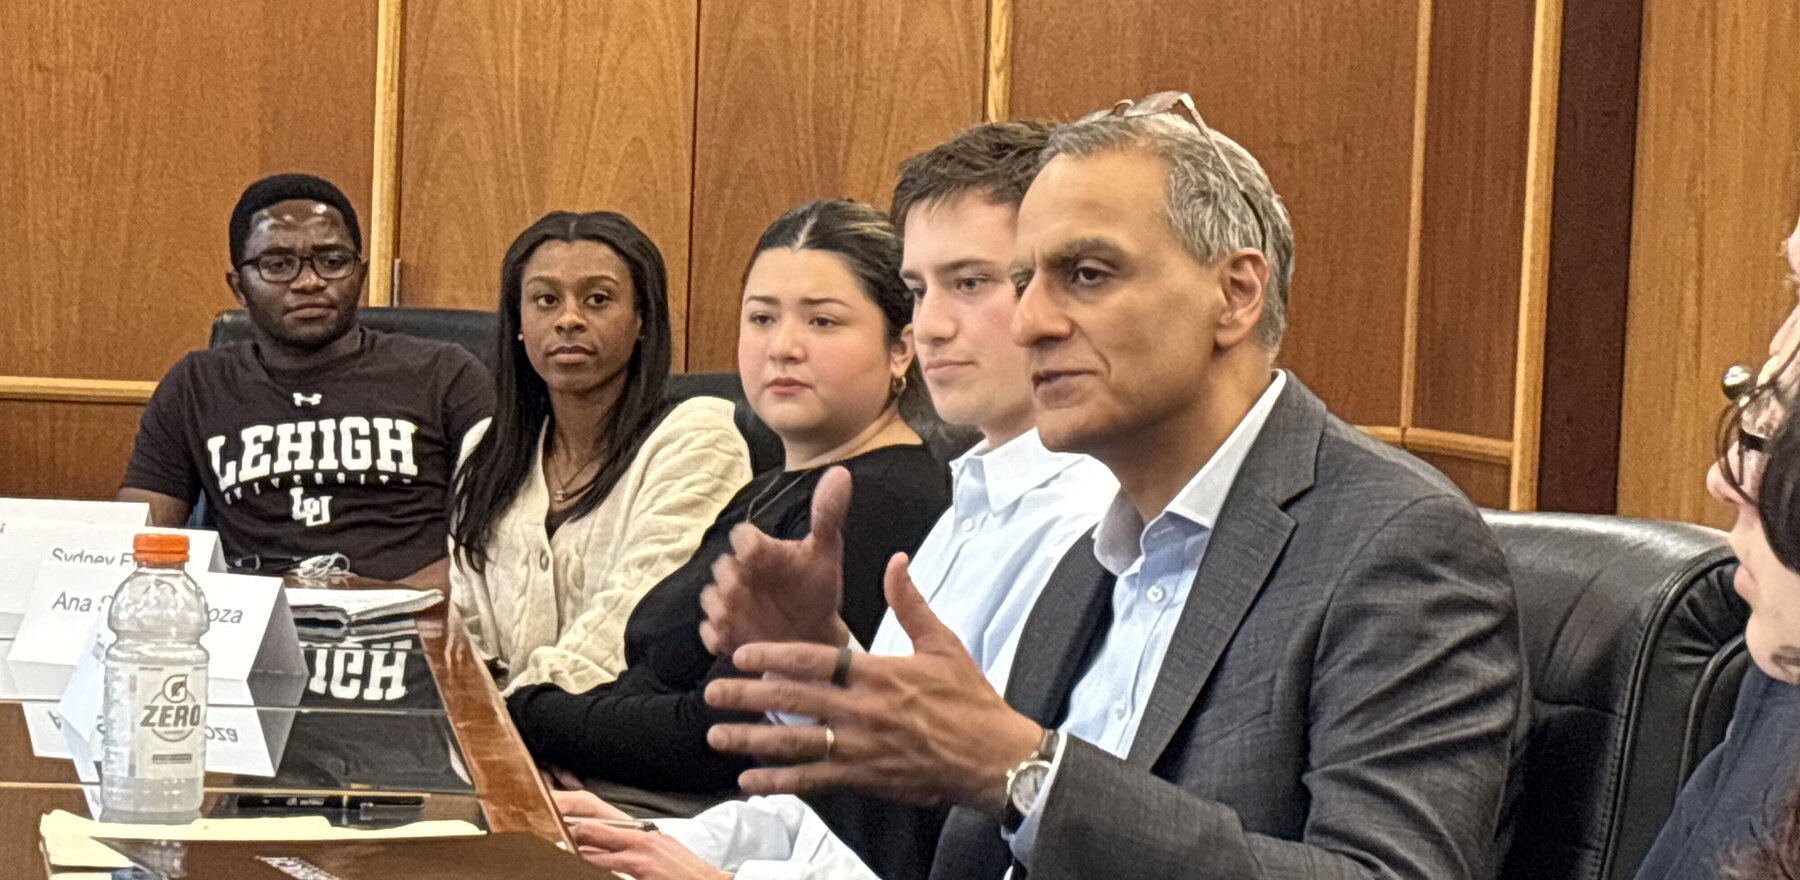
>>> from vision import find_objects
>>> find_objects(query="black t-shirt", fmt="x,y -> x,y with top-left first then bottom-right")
123,328 -> 493,581
507,443 -> 951,794
299,636 -> 442,712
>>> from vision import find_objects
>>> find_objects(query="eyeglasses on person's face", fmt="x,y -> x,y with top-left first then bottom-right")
238,248 -> 363,284
1718,353 -> 1798,500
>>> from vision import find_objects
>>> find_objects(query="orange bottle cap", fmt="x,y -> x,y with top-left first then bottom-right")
133,533 -> 189,564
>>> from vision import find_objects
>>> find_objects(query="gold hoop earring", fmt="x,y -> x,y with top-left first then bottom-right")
890,374 -> 907,397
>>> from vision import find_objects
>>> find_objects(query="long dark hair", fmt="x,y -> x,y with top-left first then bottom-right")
746,199 -> 938,442
451,211 -> 674,574
1725,375 -> 1800,878
1760,385 -> 1800,573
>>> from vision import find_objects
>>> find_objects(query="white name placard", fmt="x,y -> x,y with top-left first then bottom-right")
0,498 -> 149,525
0,520 -> 224,638
30,701 -> 292,778
6,563 -> 306,705
46,616 -> 297,779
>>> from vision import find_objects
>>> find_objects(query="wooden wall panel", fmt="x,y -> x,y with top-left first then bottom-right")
0,0 -> 377,380
0,402 -> 144,499
1532,0 -> 1642,514
1415,452 -> 1512,510
1619,0 -> 1800,525
1410,0 -> 1536,440
1006,0 -> 1420,428
396,0 -> 699,363
684,0 -> 986,372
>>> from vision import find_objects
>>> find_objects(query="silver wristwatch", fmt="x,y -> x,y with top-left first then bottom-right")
1002,727 -> 1060,832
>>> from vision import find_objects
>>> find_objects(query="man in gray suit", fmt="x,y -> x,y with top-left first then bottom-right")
703,92 -> 1526,879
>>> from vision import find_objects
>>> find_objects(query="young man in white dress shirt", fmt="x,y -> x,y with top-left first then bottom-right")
555,122 -> 1119,879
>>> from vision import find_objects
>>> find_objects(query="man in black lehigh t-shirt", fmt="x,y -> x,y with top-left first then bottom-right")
119,174 -> 493,586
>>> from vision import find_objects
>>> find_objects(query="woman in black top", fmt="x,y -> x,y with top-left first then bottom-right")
507,200 -> 951,796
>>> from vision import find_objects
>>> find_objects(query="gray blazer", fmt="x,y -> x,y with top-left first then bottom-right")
930,377 -> 1527,880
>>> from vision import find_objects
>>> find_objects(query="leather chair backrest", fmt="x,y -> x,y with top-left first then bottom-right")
1485,510 -> 1748,880
663,372 -> 783,474
208,307 -> 500,372
199,308 -> 784,511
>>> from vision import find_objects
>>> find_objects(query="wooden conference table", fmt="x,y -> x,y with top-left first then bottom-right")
0,579 -> 574,878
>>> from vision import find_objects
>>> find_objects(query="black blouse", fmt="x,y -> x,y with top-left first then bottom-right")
1633,666 -> 1800,879
506,444 -> 950,793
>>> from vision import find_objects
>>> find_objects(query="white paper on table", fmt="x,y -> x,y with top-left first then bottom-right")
60,704 -> 100,784
0,498 -> 149,525
55,615 -> 112,747
284,587 -> 442,625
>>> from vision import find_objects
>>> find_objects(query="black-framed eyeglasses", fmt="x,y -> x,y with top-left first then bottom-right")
1718,354 -> 1796,499
238,248 -> 363,284
1077,90 -> 1270,250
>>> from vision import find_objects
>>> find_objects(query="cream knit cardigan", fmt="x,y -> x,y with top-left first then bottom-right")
450,396 -> 753,694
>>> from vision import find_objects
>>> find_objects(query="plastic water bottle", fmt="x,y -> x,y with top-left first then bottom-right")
101,533 -> 210,823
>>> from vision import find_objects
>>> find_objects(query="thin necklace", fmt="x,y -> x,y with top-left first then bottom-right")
548,442 -> 606,504
745,471 -> 809,522
747,411 -> 910,519
747,409 -> 911,520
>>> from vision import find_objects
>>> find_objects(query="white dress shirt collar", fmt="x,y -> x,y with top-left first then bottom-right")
952,428 -> 1090,514
1092,371 -> 1289,576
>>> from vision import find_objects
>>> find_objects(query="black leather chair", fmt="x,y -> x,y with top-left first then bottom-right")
661,371 -> 783,474
208,306 -> 500,372
1488,511 -> 1749,880
198,308 -> 786,523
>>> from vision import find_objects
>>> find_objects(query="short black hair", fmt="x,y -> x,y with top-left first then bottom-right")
228,173 -> 362,264
889,121 -> 1053,230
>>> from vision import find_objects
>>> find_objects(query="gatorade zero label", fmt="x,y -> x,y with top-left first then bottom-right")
131,667 -> 205,776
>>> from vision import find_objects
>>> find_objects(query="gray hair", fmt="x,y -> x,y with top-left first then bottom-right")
1042,115 -> 1295,351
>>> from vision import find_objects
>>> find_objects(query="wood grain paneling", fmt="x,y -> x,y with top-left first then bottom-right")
684,0 -> 986,371
0,401 -> 144,499
1407,428 -> 1513,465
1410,0 -> 1536,440
0,377 -> 156,405
984,0 -> 1013,122
397,0 -> 699,362
1415,451 -> 1512,510
412,602 -> 570,846
367,0 -> 406,308
0,0 -> 377,380
1007,0 -> 1420,428
1505,0 -> 1562,511
1533,0 -> 1643,514
1620,0 -> 1800,525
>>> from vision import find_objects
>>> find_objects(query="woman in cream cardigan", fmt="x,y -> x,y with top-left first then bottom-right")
450,211 -> 752,694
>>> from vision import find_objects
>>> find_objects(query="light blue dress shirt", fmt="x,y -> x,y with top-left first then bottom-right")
870,428 -> 1118,690
663,429 -> 1116,879
1009,371 -> 1287,868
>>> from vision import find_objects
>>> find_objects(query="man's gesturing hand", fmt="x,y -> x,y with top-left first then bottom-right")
699,466 -> 855,655
704,552 -> 1042,815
